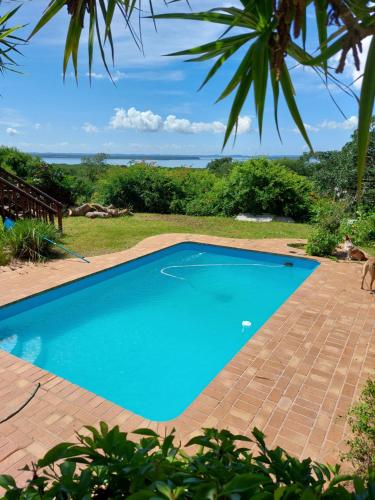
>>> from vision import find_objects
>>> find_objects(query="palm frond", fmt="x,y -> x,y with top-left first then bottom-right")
0,6 -> 25,74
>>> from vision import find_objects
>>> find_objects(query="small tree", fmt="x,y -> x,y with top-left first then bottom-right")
81,153 -> 109,183
207,157 -> 234,177
311,119 -> 375,208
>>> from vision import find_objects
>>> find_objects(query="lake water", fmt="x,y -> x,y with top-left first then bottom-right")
42,156 -> 224,168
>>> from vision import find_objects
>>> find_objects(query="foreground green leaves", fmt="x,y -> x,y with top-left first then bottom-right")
1,425 -> 374,498
342,379 -> 375,477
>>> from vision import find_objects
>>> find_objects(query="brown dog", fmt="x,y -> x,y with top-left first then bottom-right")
361,257 -> 375,291
344,235 -> 367,261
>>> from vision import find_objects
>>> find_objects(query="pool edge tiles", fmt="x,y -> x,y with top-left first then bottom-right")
0,238 -> 320,422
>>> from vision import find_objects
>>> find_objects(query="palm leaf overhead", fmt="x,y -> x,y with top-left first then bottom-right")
29,0 -> 374,197
0,6 -> 25,74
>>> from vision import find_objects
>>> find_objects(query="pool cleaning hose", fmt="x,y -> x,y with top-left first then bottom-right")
160,262 -> 285,281
43,238 -> 90,263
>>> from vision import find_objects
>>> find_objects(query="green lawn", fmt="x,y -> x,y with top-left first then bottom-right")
62,214 -> 312,257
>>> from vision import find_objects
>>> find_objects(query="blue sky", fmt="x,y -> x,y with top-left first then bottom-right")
0,0 -> 367,156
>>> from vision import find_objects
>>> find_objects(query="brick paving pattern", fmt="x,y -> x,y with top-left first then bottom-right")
0,234 -> 374,484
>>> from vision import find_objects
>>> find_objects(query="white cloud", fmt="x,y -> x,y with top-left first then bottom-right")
87,70 -> 126,82
6,127 -> 19,136
34,123 -> 41,130
319,115 -> 358,130
164,114 -> 251,135
293,122 -> 319,133
164,115 -> 227,134
89,72 -> 106,80
236,115 -> 252,134
112,70 -> 126,82
110,107 -> 163,131
304,123 -> 319,132
82,122 -> 99,133
86,69 -> 184,82
110,107 -> 252,135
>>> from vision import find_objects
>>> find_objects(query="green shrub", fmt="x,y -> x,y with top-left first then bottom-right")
2,219 -> 61,261
306,227 -> 341,257
0,243 -> 10,266
206,156 -> 234,176
306,199 -> 347,257
97,164 -> 182,213
168,169 -> 218,214
183,174 -> 224,216
309,198 -> 348,233
216,158 -> 313,221
0,147 -> 88,206
1,424 -> 374,499
0,146 -> 41,178
343,379 -> 375,477
341,211 -> 375,246
26,164 -> 86,206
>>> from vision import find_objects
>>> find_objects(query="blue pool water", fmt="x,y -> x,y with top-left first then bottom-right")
0,243 -> 318,421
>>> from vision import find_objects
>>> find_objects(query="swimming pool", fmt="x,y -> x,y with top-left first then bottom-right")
0,243 -> 318,421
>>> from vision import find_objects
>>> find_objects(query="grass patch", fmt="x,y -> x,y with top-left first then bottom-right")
62,214 -> 312,257
0,247 -> 11,266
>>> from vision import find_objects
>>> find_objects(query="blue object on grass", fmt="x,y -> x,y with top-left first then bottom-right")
3,217 -> 15,230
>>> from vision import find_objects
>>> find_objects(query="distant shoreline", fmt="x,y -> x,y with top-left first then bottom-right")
31,152 -> 300,169
30,152 -> 300,160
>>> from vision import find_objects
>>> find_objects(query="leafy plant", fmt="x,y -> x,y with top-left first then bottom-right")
80,153 -> 109,183
1,219 -> 61,261
341,211 -> 375,246
306,198 -> 348,256
29,1 -> 375,197
310,198 -> 348,234
217,158 -> 313,221
207,157 -> 234,177
0,240 -> 10,266
0,147 -> 89,206
1,424 -> 374,499
97,163 -> 181,213
342,379 -> 375,477
306,227 -> 341,257
310,119 -> 375,209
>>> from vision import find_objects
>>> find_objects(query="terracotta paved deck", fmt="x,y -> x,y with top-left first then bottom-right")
0,234 -> 374,484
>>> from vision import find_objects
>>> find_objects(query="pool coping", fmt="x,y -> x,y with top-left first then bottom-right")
0,233 -> 374,482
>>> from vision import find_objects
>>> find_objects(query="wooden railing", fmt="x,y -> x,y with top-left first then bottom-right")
0,167 -> 63,231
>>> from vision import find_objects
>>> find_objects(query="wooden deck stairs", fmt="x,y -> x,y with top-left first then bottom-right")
0,167 -> 63,231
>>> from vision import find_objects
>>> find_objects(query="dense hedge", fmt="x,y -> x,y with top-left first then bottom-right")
97,164 -> 183,213
1,424 -> 374,499
214,159 -> 313,220
97,159 -> 313,221
0,147 -> 314,220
